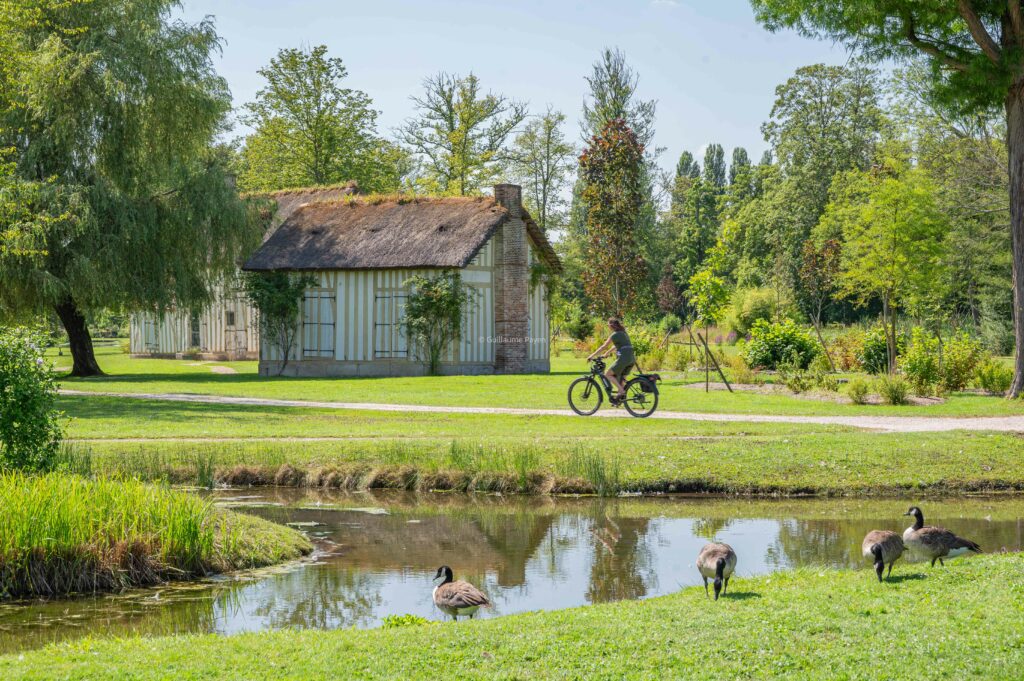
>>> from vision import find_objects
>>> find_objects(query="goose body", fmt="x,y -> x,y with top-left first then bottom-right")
432,566 -> 490,620
902,507 -> 982,567
861,530 -> 904,581
696,543 -> 737,600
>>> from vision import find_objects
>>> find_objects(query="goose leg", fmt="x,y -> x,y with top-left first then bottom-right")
939,557 -> 944,567
724,577 -> 730,595
930,557 -> 937,567
702,576 -> 709,598
887,562 -> 894,578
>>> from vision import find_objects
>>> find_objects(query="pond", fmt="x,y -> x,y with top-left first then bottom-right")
2,489 -> 1022,654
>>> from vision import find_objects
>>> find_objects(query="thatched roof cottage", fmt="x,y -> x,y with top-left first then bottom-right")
243,184 -> 560,376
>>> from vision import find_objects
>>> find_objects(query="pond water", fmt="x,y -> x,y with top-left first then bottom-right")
2,489 -> 1022,654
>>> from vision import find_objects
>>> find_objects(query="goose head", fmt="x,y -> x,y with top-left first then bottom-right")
433,565 -> 454,585
903,506 -> 924,529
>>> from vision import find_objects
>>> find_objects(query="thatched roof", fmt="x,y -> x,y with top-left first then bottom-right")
243,193 -> 561,273
263,182 -> 360,228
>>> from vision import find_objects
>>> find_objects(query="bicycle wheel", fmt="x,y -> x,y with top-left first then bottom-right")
568,377 -> 603,416
623,377 -> 658,418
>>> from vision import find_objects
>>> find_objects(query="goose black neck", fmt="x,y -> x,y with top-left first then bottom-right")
912,510 -> 924,530
441,567 -> 453,584
715,557 -> 726,579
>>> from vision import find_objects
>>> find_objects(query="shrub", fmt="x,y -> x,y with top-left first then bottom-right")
975,358 -> 1013,395
777,359 -> 813,393
742,319 -> 819,370
666,344 -> 691,371
859,325 -> 905,375
829,329 -> 864,371
726,287 -> 788,336
0,328 -> 64,471
658,313 -> 682,337
809,353 -> 838,392
564,308 -> 594,343
405,272 -> 473,375
876,375 -> 910,405
628,325 -> 657,359
846,377 -> 871,404
899,328 -> 941,396
940,332 -> 984,392
643,346 -> 667,370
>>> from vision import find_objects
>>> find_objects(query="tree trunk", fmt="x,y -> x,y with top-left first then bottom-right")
1006,85 -> 1024,398
812,310 -> 836,372
882,294 -> 896,375
54,297 -> 103,377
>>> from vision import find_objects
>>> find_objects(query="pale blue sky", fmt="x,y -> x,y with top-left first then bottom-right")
180,0 -> 851,172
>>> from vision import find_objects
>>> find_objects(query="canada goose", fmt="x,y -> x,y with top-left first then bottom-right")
432,566 -> 490,620
696,543 -> 737,600
903,506 -> 982,567
861,530 -> 905,582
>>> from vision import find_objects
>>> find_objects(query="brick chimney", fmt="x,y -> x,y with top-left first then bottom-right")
492,184 -> 529,374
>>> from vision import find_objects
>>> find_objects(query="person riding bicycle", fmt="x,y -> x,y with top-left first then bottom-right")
587,318 -> 634,401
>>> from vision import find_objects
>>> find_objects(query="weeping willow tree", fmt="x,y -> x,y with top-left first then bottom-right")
0,0 -> 263,376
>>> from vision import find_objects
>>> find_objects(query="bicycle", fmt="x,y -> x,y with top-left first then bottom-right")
567,358 -> 660,418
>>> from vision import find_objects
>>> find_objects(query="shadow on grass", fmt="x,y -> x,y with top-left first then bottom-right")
884,573 -> 927,583
722,591 -> 761,601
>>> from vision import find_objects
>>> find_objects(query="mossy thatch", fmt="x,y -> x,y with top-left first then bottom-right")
243,191 -> 560,272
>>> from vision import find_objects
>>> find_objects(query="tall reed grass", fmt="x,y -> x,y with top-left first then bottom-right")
0,472 -> 216,598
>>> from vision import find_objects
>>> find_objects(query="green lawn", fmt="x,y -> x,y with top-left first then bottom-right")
52,345 -> 1024,417
65,396 -> 1024,495
4,553 -> 1021,679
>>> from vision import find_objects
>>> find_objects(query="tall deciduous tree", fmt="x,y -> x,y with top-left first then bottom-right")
798,238 -> 841,370
512,106 -> 575,233
579,119 -> 648,316
729,147 -> 751,186
580,48 -> 657,146
0,0 -> 261,376
239,45 -> 407,193
398,72 -> 527,196
752,0 -> 1024,395
702,144 -> 727,191
820,161 -> 948,374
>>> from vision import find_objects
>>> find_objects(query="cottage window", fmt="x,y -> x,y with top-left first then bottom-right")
190,314 -> 201,348
303,290 -> 336,358
374,292 -> 409,359
225,310 -> 236,327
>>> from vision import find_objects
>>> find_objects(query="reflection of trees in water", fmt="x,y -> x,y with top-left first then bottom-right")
241,565 -> 382,630
473,507 -> 556,587
767,519 -> 868,570
585,502 -> 655,603
691,517 -> 733,541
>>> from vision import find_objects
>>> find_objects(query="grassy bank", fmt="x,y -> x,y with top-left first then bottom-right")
0,473 -> 311,599
54,347 -> 1024,417
74,426 -> 1024,496
4,553 -> 1021,679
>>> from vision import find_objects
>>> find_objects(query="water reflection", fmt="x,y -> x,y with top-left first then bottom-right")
2,490 -> 1022,654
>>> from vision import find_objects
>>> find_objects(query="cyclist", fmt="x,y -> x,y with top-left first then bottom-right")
587,318 -> 634,401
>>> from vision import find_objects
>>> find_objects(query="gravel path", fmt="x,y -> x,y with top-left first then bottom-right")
59,389 -> 1024,433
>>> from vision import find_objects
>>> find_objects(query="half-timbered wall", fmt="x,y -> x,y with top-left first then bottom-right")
129,283 -> 259,358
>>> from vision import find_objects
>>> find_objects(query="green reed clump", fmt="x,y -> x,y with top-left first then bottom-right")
558,449 -> 621,497
0,472 -> 216,598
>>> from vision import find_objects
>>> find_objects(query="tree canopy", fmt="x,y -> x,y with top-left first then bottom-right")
238,45 -> 408,193
0,0 -> 261,375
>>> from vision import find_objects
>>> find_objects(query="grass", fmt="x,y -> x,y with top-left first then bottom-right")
68,423 -> 1024,496
0,472 -> 311,599
3,553 -> 1021,679
52,345 -> 1024,417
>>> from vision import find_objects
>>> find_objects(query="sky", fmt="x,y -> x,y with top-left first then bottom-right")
179,0 -> 853,173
